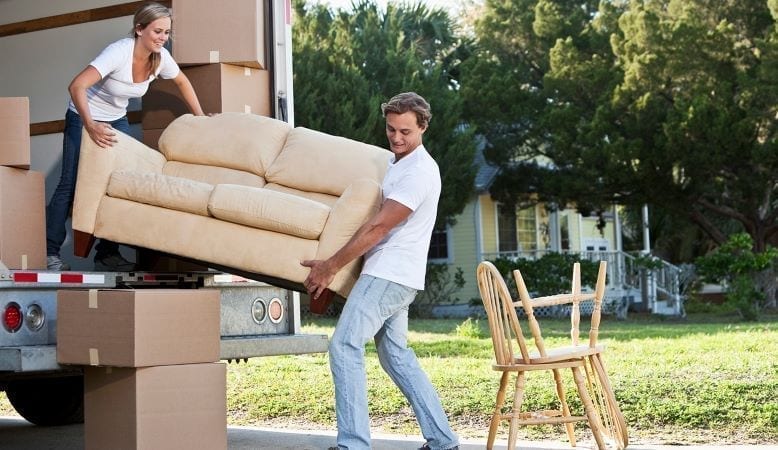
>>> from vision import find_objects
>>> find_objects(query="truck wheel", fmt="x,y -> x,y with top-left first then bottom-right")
6,375 -> 84,426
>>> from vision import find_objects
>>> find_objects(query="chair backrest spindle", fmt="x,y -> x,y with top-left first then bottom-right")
588,261 -> 607,348
571,262 -> 581,347
513,268 -> 548,358
477,262 -> 531,365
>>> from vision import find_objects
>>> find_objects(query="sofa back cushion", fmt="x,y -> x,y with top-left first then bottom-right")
264,127 -> 391,196
159,112 -> 291,177
264,183 -> 338,207
163,161 -> 265,188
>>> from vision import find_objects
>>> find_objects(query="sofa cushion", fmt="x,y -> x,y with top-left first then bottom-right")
264,127 -> 391,196
208,184 -> 331,240
163,161 -> 265,188
159,112 -> 292,177
106,170 -> 213,216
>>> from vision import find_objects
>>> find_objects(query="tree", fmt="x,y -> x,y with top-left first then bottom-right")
292,0 -> 478,226
461,0 -> 778,256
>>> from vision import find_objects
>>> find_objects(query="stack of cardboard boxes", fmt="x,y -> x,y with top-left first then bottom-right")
138,0 -> 272,271
57,289 -> 226,450
141,0 -> 272,149
0,97 -> 46,270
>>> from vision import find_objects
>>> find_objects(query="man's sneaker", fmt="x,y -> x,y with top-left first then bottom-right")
46,255 -> 71,271
419,446 -> 459,450
94,253 -> 136,272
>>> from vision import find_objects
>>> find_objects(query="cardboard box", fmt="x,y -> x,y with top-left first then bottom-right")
141,128 -> 164,150
0,97 -> 31,168
57,289 -> 220,367
84,363 -> 227,450
0,166 -> 46,269
172,0 -> 265,69
142,63 -> 271,129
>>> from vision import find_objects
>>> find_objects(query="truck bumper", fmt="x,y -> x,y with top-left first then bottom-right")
0,346 -> 63,372
220,334 -> 329,359
0,334 -> 329,374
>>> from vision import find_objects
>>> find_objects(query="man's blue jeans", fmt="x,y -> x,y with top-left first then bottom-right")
329,275 -> 459,450
46,109 -> 128,257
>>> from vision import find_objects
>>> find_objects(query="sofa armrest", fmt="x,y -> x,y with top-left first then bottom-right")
316,178 -> 382,296
72,128 -> 167,234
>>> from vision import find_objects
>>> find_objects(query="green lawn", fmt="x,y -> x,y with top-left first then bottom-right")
2,312 -> 776,444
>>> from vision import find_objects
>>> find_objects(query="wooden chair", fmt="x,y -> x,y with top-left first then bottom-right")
476,260 -> 628,450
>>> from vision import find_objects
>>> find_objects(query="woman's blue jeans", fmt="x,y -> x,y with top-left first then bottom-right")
329,275 -> 459,450
46,109 -> 128,257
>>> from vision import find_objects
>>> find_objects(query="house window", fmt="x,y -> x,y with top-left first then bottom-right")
517,207 -> 538,252
428,227 -> 449,260
497,204 -> 517,252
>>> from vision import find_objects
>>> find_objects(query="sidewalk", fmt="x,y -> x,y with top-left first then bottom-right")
230,426 -> 775,450
0,416 -> 774,449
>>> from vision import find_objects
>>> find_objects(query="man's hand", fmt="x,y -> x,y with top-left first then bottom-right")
300,259 -> 336,300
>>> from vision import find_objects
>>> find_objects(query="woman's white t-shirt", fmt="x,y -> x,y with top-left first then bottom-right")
362,145 -> 441,290
68,37 -> 180,121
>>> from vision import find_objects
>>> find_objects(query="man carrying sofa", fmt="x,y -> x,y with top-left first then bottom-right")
301,92 -> 460,450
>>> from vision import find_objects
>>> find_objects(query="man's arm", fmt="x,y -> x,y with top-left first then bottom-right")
301,199 -> 411,299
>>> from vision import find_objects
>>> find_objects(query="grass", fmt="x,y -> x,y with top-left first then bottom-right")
1,312 -> 776,444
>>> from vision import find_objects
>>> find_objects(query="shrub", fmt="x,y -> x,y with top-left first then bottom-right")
412,263 -> 466,317
695,233 -> 778,321
492,252 -> 601,296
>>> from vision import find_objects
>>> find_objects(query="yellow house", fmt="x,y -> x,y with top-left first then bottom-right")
429,151 -> 619,310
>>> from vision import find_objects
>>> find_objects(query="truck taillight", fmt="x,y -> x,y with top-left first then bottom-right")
268,297 -> 284,323
3,303 -> 23,332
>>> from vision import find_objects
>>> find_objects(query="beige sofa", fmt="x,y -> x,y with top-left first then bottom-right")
72,112 -> 391,298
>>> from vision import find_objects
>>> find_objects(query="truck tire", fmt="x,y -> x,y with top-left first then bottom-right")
5,376 -> 84,426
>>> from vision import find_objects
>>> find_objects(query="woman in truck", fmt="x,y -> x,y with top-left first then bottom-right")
46,2 -> 205,271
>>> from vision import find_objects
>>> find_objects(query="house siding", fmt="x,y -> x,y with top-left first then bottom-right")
446,198 -> 480,304
480,195 -> 498,254
438,196 -> 619,309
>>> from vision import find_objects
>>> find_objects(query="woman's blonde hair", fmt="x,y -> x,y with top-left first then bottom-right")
130,2 -> 172,77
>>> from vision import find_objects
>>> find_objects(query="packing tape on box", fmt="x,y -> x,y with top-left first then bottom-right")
209,50 -> 220,63
89,348 -> 99,366
88,289 -> 98,309
21,254 -> 27,270
244,67 -> 251,76
244,105 -> 251,113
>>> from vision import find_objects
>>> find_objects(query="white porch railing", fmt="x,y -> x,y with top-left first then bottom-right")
480,250 -> 687,316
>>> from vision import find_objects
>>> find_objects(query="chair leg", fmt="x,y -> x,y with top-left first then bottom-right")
588,355 -> 629,449
508,371 -> 527,450
552,368 -> 577,447
571,366 -> 607,450
488,371 -> 510,450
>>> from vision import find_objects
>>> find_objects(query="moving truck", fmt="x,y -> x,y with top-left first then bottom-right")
0,0 -> 328,425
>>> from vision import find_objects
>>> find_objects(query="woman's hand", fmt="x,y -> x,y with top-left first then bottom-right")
85,121 -> 118,148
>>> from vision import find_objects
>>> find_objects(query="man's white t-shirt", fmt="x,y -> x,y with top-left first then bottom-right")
68,38 -> 180,121
362,145 -> 441,290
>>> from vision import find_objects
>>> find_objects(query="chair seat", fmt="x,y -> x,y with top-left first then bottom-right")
524,343 -> 605,364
